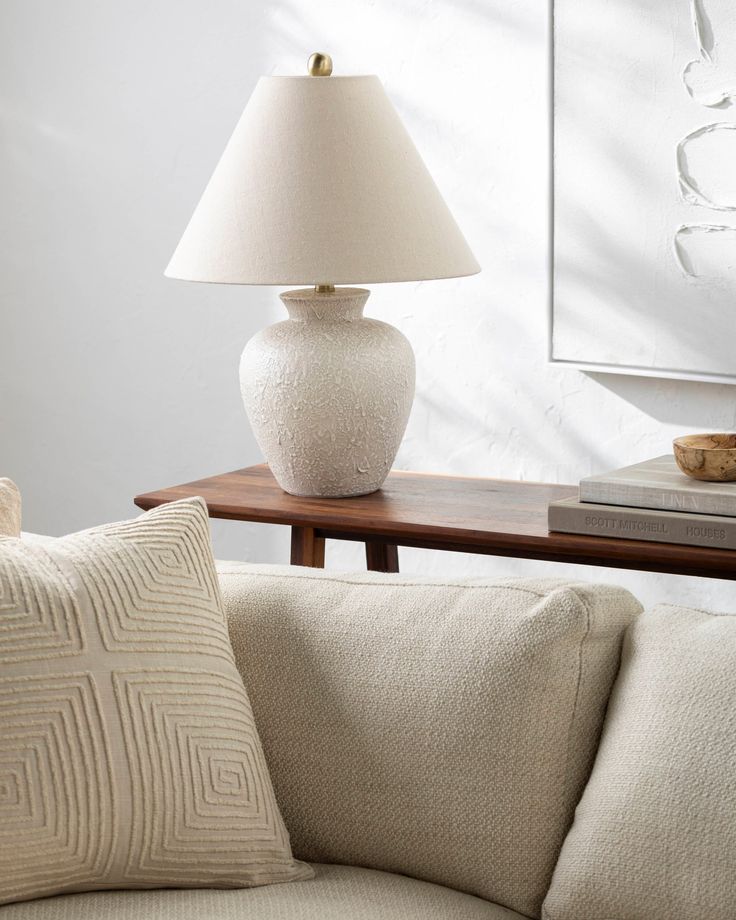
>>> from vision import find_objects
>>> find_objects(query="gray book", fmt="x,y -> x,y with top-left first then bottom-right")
549,497 -> 736,550
579,454 -> 736,517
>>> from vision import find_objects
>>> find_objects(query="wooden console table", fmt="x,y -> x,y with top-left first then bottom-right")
134,464 -> 736,580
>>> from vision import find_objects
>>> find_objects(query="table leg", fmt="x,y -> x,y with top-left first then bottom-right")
365,541 -> 400,573
290,526 -> 326,567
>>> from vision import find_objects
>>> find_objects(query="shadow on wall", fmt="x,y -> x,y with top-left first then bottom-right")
586,371 -> 736,430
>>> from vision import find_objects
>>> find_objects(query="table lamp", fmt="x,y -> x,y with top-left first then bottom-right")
166,53 -> 479,498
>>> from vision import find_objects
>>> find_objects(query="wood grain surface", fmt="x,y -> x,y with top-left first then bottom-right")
134,465 -> 736,580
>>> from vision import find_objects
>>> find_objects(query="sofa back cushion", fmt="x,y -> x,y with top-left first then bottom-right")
543,602 -> 736,920
218,564 -> 641,919
0,478 -> 21,537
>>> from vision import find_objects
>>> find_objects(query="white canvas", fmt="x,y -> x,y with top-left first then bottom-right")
552,0 -> 736,383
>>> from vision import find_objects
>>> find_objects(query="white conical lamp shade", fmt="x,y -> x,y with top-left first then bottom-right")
165,74 -> 479,285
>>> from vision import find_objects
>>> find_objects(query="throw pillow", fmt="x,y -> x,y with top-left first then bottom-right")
0,498 -> 311,906
0,478 -> 21,537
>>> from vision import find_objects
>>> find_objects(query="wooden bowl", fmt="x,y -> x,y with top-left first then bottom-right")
673,433 -> 736,482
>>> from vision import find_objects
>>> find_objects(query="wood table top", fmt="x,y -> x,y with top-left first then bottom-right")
134,464 -> 736,580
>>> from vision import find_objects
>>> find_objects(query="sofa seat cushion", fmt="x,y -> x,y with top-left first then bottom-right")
0,864 -> 526,919
218,564 -> 641,918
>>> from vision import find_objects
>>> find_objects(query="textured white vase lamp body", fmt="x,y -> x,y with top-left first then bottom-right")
166,54 -> 479,497
241,287 -> 415,497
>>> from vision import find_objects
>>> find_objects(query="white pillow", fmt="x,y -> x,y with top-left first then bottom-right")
0,478 -> 21,537
0,498 -> 310,906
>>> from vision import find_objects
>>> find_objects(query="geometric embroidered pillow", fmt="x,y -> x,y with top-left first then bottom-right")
0,498 -> 311,906
0,478 -> 21,537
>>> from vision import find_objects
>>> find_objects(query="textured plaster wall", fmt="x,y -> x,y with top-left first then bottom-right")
1,0 -> 735,609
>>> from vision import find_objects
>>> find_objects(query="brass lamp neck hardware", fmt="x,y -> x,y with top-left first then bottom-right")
314,284 -> 336,293
307,52 -> 333,76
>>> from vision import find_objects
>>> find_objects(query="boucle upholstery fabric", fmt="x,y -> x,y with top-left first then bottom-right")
0,478 -> 21,537
0,863 -> 525,920
543,602 -> 736,920
218,563 -> 641,918
0,500 -> 310,907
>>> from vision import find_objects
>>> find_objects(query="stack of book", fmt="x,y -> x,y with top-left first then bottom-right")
549,455 -> 736,550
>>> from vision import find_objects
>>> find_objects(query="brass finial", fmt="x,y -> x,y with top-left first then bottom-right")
308,52 -> 333,76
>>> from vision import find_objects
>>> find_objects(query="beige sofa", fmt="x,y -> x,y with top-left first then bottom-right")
1,561 -> 732,920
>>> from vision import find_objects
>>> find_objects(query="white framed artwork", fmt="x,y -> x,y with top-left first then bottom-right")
551,0 -> 736,384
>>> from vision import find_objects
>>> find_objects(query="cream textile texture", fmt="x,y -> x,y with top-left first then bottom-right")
0,478 -> 21,537
542,602 -> 736,920
165,75 -> 480,285
217,563 -> 642,919
0,500 -> 311,907
0,863 -> 527,920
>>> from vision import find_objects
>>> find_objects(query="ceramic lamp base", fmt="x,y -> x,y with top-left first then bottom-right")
240,287 -> 415,498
